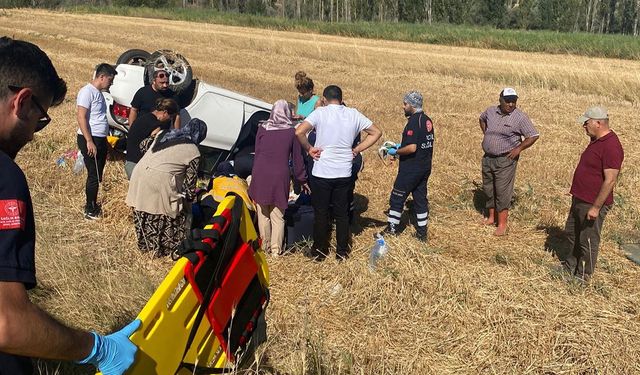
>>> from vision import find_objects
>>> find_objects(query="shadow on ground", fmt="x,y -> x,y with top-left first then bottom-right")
351,193 -> 386,235
472,183 -> 487,216
537,224 -> 570,262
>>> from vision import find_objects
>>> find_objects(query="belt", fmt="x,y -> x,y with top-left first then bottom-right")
483,152 -> 509,158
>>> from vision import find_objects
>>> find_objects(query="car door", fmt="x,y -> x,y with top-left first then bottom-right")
181,83 -> 245,151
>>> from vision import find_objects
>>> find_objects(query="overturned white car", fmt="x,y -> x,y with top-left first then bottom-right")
102,49 -> 271,173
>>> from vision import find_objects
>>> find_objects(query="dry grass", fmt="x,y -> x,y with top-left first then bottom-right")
2,8 -> 640,374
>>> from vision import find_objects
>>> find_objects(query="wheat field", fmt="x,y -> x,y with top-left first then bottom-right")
2,8 -> 640,374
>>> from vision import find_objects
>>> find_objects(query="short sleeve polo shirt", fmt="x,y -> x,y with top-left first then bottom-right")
570,131 -> 624,206
480,106 -> 538,156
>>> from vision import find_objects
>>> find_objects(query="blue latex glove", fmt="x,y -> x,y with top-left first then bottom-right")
387,147 -> 398,156
78,319 -> 141,375
396,143 -> 402,149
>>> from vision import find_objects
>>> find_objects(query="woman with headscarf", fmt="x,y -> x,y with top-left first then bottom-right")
126,118 -> 208,256
249,100 -> 307,256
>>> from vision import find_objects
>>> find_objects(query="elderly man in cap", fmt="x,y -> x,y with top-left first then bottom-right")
563,106 -> 623,282
380,91 -> 435,241
479,88 -> 539,236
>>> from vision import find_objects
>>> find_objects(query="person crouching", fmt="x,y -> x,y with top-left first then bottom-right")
126,118 -> 207,257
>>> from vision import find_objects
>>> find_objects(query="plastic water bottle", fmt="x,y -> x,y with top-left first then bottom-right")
73,153 -> 85,174
368,234 -> 388,270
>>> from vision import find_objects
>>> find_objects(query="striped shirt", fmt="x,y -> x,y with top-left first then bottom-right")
480,106 -> 538,156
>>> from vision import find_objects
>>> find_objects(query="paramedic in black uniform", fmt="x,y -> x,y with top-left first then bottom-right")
380,91 -> 434,241
0,37 -> 139,375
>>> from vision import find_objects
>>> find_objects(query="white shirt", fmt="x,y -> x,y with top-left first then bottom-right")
305,104 -> 372,178
76,83 -> 109,138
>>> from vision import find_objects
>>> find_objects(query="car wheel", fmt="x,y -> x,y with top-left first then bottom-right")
146,50 -> 193,94
116,49 -> 151,66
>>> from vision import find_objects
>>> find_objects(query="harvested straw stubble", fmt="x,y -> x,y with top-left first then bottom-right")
3,8 -> 640,374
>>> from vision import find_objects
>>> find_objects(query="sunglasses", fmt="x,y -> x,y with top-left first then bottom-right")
8,85 -> 52,132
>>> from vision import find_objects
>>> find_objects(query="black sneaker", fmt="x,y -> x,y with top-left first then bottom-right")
336,253 -> 350,262
84,204 -> 102,220
377,224 -> 397,238
415,229 -> 428,242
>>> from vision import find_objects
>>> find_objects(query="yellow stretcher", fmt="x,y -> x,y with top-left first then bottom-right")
99,195 -> 269,375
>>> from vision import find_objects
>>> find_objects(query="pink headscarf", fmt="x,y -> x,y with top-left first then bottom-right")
260,99 -> 293,131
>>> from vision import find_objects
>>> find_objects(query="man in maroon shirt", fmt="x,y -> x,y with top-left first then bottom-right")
563,106 -> 624,282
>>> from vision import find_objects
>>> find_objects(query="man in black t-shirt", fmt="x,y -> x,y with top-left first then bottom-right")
124,98 -> 178,179
0,37 -> 139,375
128,70 -> 180,129
380,91 -> 434,241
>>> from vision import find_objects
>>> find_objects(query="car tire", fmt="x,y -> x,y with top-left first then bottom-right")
116,49 -> 151,66
146,50 -> 193,94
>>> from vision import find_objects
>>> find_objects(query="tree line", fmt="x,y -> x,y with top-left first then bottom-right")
9,0 -> 640,36
181,0 -> 640,35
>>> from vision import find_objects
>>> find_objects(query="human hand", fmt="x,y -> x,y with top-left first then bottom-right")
78,319 -> 141,375
396,143 -> 401,149
86,141 -> 97,157
308,146 -> 322,160
586,206 -> 600,221
302,183 -> 311,195
150,127 -> 161,137
292,114 -> 304,121
387,147 -> 398,156
507,146 -> 521,160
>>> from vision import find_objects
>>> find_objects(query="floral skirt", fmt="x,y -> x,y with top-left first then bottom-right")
133,210 -> 187,257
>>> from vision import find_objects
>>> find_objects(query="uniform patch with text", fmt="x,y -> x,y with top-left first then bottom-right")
0,199 -> 26,230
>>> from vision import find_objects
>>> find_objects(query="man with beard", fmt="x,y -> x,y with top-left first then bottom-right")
0,36 -> 139,375
479,88 -> 539,236
129,69 -> 181,129
380,91 -> 434,242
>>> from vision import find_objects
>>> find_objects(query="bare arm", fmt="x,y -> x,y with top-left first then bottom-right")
507,135 -> 539,159
0,281 -> 93,361
295,121 -> 322,160
479,119 -> 487,134
76,106 -> 96,157
173,113 -> 181,129
128,107 -> 138,127
587,168 -> 620,220
353,124 -> 382,155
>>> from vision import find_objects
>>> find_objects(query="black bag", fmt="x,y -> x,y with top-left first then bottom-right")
284,194 -> 314,248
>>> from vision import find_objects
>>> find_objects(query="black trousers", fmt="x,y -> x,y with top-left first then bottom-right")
387,169 -> 430,233
77,134 -> 108,209
310,176 -> 352,257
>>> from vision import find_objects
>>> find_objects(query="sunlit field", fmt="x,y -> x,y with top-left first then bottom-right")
2,9 -> 639,374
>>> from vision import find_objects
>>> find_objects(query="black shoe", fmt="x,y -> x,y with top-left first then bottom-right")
84,204 -> 102,220
377,224 -> 397,238
415,229 -> 428,242
336,253 -> 349,262
311,249 -> 328,262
